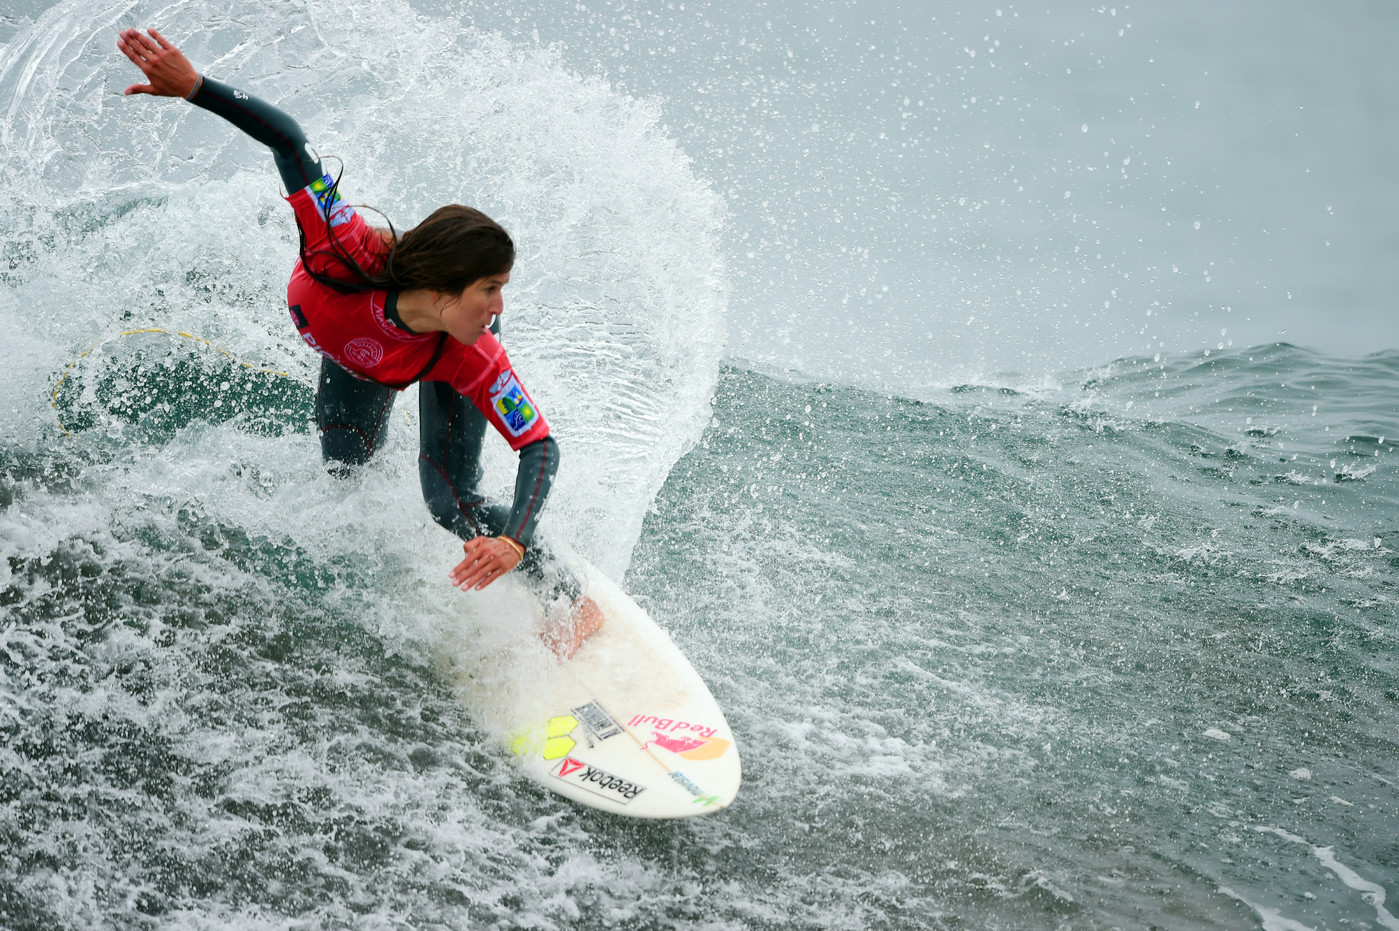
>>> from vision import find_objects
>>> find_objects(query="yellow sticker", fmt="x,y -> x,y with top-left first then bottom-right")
548,716 -> 579,737
509,715 -> 580,760
542,715 -> 579,760
542,736 -> 575,760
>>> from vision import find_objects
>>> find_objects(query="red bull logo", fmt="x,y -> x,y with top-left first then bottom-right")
630,715 -> 731,761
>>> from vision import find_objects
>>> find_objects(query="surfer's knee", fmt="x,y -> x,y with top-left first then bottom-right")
319,424 -> 379,473
316,361 -> 394,472
542,594 -> 604,660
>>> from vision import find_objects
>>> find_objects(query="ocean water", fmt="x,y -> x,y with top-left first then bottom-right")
3,1 -> 1397,930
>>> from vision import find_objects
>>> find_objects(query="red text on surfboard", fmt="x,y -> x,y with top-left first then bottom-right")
628,715 -> 718,739
630,715 -> 732,761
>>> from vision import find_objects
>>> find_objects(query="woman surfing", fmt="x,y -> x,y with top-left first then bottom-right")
116,27 -> 602,658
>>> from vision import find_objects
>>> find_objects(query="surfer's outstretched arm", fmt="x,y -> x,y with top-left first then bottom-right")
117,28 -> 323,193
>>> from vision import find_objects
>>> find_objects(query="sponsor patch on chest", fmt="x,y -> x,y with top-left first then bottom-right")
489,371 -> 540,437
343,337 -> 384,369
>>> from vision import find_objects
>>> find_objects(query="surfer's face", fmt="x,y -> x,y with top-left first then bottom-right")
436,271 -> 509,345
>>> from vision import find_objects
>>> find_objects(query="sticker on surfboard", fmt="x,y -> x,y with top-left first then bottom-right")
574,700 -> 625,743
510,701 -> 626,761
669,770 -> 724,808
551,757 -> 647,805
630,714 -> 732,761
452,559 -> 741,819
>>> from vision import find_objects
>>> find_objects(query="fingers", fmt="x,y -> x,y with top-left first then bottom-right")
115,28 -> 197,99
452,555 -> 505,590
116,36 -> 146,67
116,28 -> 175,68
448,537 -> 522,591
117,29 -> 153,60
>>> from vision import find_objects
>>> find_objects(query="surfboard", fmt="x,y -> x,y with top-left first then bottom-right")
441,560 -> 741,819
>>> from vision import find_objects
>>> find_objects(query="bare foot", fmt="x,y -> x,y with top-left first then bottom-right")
540,595 -> 605,661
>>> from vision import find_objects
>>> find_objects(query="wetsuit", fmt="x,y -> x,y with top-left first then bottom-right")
188,75 -> 579,601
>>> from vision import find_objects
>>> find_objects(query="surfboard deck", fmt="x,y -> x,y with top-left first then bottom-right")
442,561 -> 741,819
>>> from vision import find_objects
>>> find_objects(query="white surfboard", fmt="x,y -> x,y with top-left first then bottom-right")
440,560 -> 741,819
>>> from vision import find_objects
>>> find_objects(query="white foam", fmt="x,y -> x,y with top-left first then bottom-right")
1255,826 -> 1399,930
1,0 -> 726,583
1218,887 -> 1317,931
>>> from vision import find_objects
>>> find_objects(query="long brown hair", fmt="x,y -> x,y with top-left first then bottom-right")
298,170 -> 514,295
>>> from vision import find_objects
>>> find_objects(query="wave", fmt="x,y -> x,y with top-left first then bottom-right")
1,0 -> 727,577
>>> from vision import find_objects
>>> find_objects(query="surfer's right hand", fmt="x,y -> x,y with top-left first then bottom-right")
117,28 -> 200,98
449,536 -> 524,591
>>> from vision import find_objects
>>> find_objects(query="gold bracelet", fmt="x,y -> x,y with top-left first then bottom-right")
498,536 -> 525,560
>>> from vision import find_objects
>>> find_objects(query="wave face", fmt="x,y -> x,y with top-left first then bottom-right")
628,346 -> 1398,929
4,3 -> 1398,931
1,0 -> 727,578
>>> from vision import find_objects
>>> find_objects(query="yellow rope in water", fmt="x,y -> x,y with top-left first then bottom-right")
51,327 -> 298,436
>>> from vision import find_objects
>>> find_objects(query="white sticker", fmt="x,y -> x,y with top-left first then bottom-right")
551,757 -> 646,804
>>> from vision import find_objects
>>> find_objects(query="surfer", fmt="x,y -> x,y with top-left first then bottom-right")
116,27 -> 601,658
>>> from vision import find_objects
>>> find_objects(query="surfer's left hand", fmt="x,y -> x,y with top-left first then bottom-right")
117,28 -> 200,98
450,536 -> 523,591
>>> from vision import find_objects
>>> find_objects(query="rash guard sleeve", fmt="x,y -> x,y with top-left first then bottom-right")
188,76 -> 323,194
506,435 -> 559,547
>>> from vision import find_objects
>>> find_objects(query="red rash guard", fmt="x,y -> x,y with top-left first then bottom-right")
181,74 -> 565,559
285,179 -> 550,451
